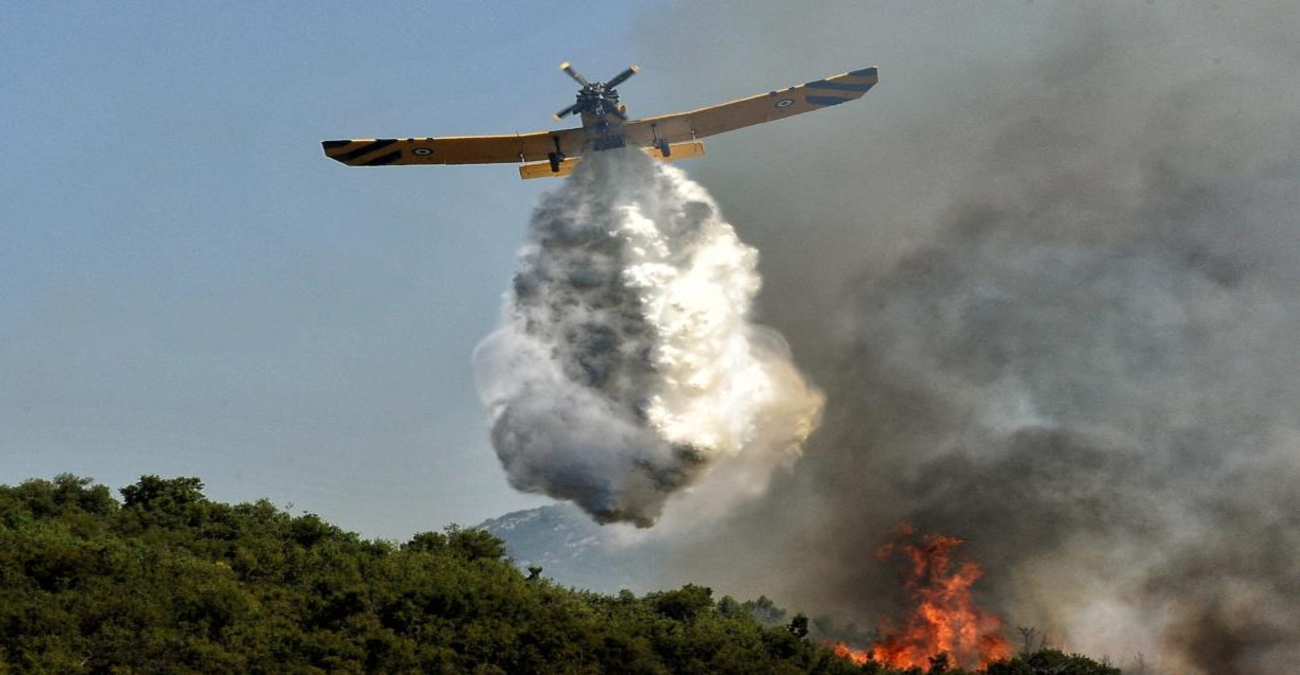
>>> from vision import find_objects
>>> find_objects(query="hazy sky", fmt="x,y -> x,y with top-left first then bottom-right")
0,1 -> 1081,540
0,2 -> 1202,541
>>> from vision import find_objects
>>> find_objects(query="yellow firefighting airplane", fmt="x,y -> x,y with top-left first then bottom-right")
321,63 -> 878,180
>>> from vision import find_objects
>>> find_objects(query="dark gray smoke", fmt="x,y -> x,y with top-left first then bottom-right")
621,3 -> 1300,673
475,149 -> 822,527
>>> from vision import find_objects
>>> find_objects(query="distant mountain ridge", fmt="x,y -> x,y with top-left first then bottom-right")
478,503 -> 656,592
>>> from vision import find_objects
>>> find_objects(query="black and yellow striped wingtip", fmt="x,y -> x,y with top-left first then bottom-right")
322,139 -> 405,166
801,66 -> 878,108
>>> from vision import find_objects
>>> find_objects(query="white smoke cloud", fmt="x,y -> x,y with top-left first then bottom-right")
474,149 -> 823,526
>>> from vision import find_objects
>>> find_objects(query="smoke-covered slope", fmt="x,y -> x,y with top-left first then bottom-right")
619,4 -> 1300,674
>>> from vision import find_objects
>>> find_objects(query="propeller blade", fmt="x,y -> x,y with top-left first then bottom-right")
605,65 -> 640,89
559,62 -> 590,87
554,103 -> 579,120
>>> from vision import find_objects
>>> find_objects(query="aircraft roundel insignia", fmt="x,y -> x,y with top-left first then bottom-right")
412,147 -> 433,156
775,98 -> 795,108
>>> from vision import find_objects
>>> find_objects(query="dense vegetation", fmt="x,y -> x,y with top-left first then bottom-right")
0,475 -> 1120,674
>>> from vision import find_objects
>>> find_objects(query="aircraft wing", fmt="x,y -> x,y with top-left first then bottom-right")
622,67 -> 877,147
322,128 -> 585,166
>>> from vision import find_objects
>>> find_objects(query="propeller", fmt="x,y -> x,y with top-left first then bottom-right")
553,62 -> 641,120
554,103 -> 579,120
605,65 -> 639,89
559,62 -> 590,87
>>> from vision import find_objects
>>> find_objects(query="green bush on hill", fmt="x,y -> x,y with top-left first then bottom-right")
0,475 -> 1120,675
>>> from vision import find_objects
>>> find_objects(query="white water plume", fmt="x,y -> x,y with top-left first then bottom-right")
474,149 -> 823,526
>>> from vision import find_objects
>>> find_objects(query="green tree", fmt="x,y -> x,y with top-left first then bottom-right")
741,594 -> 787,626
787,613 -> 810,638
119,475 -> 205,510
648,584 -> 714,622
445,525 -> 509,561
404,530 -> 447,553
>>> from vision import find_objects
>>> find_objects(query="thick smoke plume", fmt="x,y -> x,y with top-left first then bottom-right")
620,3 -> 1300,674
475,149 -> 822,526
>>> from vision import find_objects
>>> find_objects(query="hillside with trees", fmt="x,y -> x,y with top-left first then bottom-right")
0,475 -> 1119,674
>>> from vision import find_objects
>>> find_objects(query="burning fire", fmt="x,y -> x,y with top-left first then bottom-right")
833,524 -> 1012,671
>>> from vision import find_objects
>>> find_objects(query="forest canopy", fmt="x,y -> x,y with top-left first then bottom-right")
0,475 -> 1119,674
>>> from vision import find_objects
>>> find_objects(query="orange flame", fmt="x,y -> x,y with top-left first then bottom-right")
833,524 -> 1012,671
833,642 -> 872,666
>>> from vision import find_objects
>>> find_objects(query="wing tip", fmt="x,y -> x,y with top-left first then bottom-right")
847,66 -> 879,80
